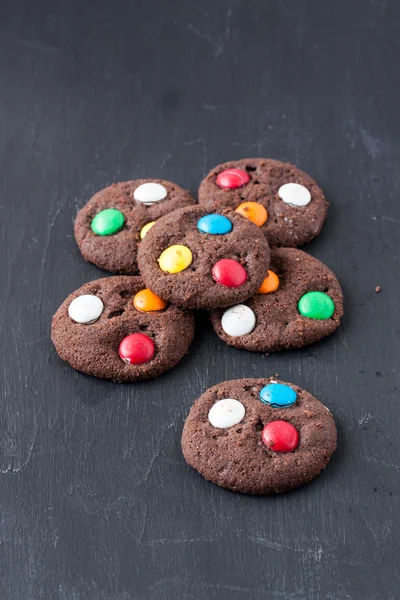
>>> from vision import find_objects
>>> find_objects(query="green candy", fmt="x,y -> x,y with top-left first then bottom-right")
91,208 -> 125,236
298,291 -> 335,320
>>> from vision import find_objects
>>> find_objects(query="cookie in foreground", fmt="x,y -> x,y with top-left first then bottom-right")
181,378 -> 337,494
51,276 -> 194,381
74,179 -> 196,274
210,248 -> 343,352
137,205 -> 270,310
198,158 -> 327,247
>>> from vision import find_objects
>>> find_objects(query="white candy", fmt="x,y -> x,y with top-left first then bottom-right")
208,399 -> 246,429
68,294 -> 104,324
278,182 -> 311,207
133,182 -> 167,204
221,304 -> 256,337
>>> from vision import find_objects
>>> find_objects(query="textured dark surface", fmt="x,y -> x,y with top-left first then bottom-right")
182,378 -> 337,495
210,248 -> 344,351
0,1 -> 399,599
137,206 -> 270,309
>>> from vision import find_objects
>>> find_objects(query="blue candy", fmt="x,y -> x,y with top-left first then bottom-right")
259,383 -> 297,408
197,214 -> 232,235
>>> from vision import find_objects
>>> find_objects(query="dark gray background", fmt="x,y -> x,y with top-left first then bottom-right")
1,1 -> 399,598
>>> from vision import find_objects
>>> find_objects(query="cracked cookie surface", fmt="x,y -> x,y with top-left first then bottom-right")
137,205 -> 270,309
210,248 -> 343,352
198,158 -> 328,247
181,378 -> 337,495
75,179 -> 196,274
51,276 -> 195,381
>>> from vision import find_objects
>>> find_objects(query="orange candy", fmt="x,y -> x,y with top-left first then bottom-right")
133,289 -> 167,312
258,270 -> 280,294
235,201 -> 268,226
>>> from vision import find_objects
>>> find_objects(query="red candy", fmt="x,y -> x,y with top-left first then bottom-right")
118,333 -> 155,365
212,259 -> 248,287
261,421 -> 299,452
216,168 -> 250,189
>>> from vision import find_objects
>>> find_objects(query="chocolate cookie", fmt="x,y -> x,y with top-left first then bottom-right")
137,206 -> 270,310
198,158 -> 328,247
51,276 -> 195,381
210,248 -> 343,352
74,179 -> 196,274
181,378 -> 337,495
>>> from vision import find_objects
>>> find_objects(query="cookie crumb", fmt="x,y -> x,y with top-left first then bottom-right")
375,286 -> 381,293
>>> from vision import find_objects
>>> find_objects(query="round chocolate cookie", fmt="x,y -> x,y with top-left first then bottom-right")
137,206 -> 270,310
51,276 -> 195,382
210,248 -> 343,352
74,179 -> 196,274
181,378 -> 337,495
198,158 -> 328,247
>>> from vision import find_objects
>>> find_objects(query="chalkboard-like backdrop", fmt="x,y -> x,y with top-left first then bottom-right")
0,1 -> 399,599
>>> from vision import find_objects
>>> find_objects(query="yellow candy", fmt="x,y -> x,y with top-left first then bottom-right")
140,221 -> 156,240
158,245 -> 192,274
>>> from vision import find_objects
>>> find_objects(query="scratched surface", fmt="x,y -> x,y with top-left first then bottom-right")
0,1 -> 399,599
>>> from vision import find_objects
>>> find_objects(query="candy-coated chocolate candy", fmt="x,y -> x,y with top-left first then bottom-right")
134,182 -> 167,204
262,421 -> 299,452
298,291 -> 335,320
133,289 -> 167,312
260,383 -> 297,408
221,304 -> 256,337
212,259 -> 247,287
258,270 -> 280,294
278,183 -> 311,207
235,202 -> 268,226
158,245 -> 193,274
68,294 -> 104,324
118,333 -> 155,364
197,214 -> 232,235
216,168 -> 250,189
208,399 -> 246,429
91,208 -> 125,236
140,221 -> 156,239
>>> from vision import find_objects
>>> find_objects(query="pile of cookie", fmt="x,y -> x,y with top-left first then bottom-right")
52,158 -> 343,495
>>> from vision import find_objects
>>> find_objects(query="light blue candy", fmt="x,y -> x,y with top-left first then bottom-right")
197,214 -> 232,235
259,383 -> 297,408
